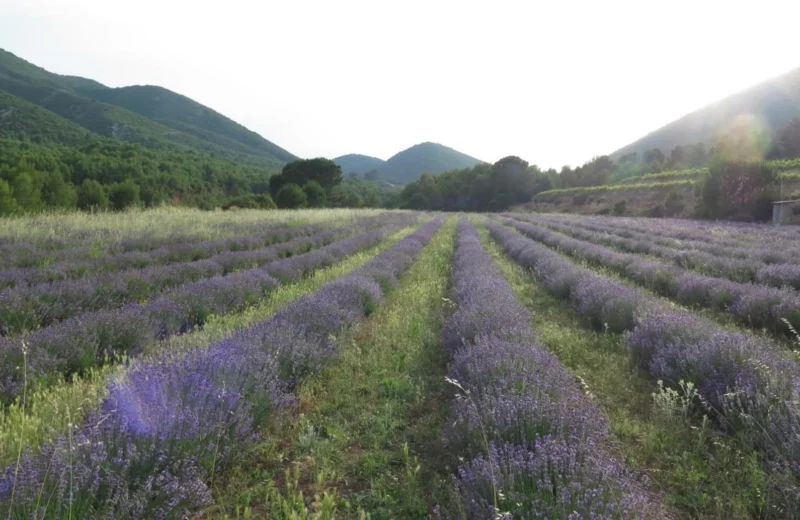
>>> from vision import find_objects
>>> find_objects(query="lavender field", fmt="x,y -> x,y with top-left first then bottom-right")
0,208 -> 799,519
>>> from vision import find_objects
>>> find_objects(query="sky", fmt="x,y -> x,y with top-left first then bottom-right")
1,0 -> 799,169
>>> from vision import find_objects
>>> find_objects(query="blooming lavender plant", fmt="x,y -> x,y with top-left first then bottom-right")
0,221 -> 324,290
442,220 -> 651,519
0,217 -> 444,518
490,217 -> 800,506
486,220 -> 660,334
0,214 -> 414,334
500,216 -> 800,337
0,218 -> 417,403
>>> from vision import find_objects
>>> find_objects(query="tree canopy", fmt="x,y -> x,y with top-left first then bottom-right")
269,158 -> 343,195
397,156 -> 555,212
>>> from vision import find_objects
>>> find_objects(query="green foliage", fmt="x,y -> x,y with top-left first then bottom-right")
77,178 -> 109,210
0,49 -> 294,169
664,190 -> 685,216
271,158 -> 343,195
0,136 -> 283,212
618,168 -> 706,185
697,160 -> 778,220
87,85 -> 296,166
302,181 -> 326,208
535,180 -> 694,201
11,172 -> 41,212
40,171 -> 78,209
612,200 -> 627,215
0,179 -> 17,215
398,156 -> 551,212
559,156 -> 614,188
382,142 -> 480,184
333,154 -> 386,176
221,193 -> 277,210
329,178 -> 399,208
275,183 -> 308,209
108,178 -> 140,210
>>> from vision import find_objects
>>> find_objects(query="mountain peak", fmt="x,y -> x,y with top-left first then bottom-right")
335,142 -> 481,183
0,47 -> 296,168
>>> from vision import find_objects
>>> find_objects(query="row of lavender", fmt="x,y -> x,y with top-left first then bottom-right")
535,214 -> 800,264
487,220 -> 800,511
577,214 -> 800,245
0,219 -> 284,271
0,214 -> 417,404
502,216 -> 800,338
0,214 -> 403,335
439,220 -> 651,519
522,213 -> 800,288
0,218 -> 444,518
0,221 -> 333,291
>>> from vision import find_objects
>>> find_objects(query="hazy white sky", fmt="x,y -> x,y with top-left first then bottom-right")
1,0 -> 799,169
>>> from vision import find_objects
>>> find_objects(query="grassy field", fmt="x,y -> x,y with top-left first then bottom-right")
1,207 -> 799,519
0,207 -> 388,245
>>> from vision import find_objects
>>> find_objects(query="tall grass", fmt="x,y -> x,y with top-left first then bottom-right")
0,207 -> 392,245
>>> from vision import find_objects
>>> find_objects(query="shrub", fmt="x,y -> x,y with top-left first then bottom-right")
664,190 -> 684,216
108,179 -> 141,211
0,180 -> 18,215
647,204 -> 665,218
275,183 -> 308,209
77,179 -> 109,211
302,181 -> 326,208
698,160 -> 777,220
612,200 -> 627,215
222,194 -> 276,210
573,193 -> 589,205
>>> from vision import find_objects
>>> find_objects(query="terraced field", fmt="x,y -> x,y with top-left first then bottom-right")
1,208 -> 799,519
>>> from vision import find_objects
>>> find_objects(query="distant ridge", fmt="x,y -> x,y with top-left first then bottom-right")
611,66 -> 800,160
335,142 -> 482,183
333,154 -> 386,175
0,48 -> 296,168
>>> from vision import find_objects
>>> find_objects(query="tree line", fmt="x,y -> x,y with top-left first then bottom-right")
0,136 -> 399,215
2,115 -> 799,216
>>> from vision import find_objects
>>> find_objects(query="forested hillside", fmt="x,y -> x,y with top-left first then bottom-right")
333,154 -> 386,176
0,48 -> 294,168
611,67 -> 800,161
335,142 -> 481,183
0,48 -> 322,214
88,85 -> 296,165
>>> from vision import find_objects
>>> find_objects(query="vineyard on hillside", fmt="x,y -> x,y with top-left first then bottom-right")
0,208 -> 799,519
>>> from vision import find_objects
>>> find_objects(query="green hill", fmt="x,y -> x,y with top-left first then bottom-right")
333,154 -> 386,175
87,85 -> 295,164
335,142 -> 482,183
611,66 -> 800,160
382,142 -> 482,183
0,90 -> 94,144
0,48 -> 295,168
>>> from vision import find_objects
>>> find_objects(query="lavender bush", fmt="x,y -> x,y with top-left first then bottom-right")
0,221 -> 326,291
0,214 -> 412,334
0,218 -> 444,518
501,216 -> 800,337
442,220 -> 651,519
489,218 -> 800,508
0,218 -> 416,403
